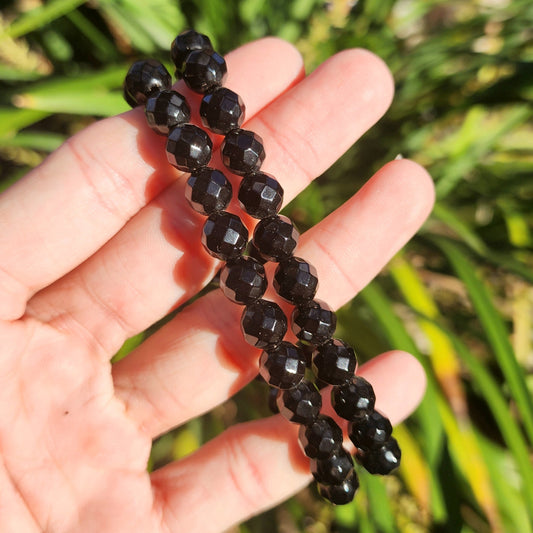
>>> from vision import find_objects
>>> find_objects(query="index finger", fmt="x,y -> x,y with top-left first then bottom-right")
0,38 -> 304,320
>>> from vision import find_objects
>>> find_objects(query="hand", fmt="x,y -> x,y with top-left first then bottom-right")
0,38 -> 434,533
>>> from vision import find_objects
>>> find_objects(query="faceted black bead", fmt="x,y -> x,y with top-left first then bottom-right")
185,167 -> 232,215
292,299 -> 337,345
241,299 -> 287,349
171,30 -> 213,75
276,380 -> 322,425
200,87 -> 246,135
182,49 -> 227,94
312,339 -> 357,385
238,172 -> 284,219
201,211 -> 248,261
318,470 -> 359,505
252,215 -> 299,262
348,410 -> 392,451
310,446 -> 354,485
259,341 -> 306,390
145,90 -> 191,135
166,124 -> 212,172
356,437 -> 401,475
123,59 -> 171,107
273,257 -> 318,305
219,256 -> 267,305
221,129 -> 266,176
332,375 -> 376,421
298,415 -> 343,460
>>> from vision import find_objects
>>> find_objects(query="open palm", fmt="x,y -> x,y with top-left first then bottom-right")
0,38 -> 434,533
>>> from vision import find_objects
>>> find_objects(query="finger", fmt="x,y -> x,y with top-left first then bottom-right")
28,49 -> 395,355
0,38 -> 304,320
151,351 -> 425,533
113,159 -> 434,437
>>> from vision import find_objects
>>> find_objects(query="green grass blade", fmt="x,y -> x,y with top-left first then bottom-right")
0,107 -> 50,138
360,281 -> 448,522
2,0 -> 87,39
0,131 -> 65,151
11,66 -> 129,116
422,314 -> 533,516
434,237 -> 533,445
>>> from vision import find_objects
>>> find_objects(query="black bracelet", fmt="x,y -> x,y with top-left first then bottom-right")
123,29 -> 401,505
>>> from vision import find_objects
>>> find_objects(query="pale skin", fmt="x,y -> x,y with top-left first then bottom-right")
0,38 -> 434,532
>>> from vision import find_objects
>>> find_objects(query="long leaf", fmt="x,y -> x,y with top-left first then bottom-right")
2,0 -> 87,39
435,237 -> 533,445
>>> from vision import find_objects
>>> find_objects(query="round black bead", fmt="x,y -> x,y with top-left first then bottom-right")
238,172 -> 284,219
221,129 -> 266,176
241,299 -> 287,349
166,124 -> 212,172
292,299 -> 336,345
298,415 -> 343,460
145,90 -> 191,135
332,375 -> 376,421
182,49 -> 227,94
273,256 -> 318,305
259,341 -> 306,390
219,256 -> 267,305
201,211 -> 248,261
318,470 -> 359,505
276,380 -> 322,425
123,59 -> 171,107
312,339 -> 357,385
200,87 -> 246,135
356,437 -> 401,475
310,447 -> 354,486
171,30 -> 213,75
252,215 -> 299,262
185,167 -> 232,215
348,410 -> 392,451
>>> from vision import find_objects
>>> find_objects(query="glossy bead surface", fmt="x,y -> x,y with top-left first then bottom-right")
171,30 -> 213,75
259,341 -> 306,390
123,59 -> 171,107
318,470 -> 359,505
221,129 -> 266,176
273,257 -> 318,305
200,87 -> 245,135
332,375 -> 376,421
356,437 -> 401,475
241,299 -> 287,349
182,49 -> 227,94
145,90 -> 191,135
310,447 -> 353,485
298,415 -> 343,460
219,256 -> 267,305
166,124 -> 212,172
252,215 -> 299,262
348,410 -> 392,451
312,339 -> 357,385
185,167 -> 232,215
292,299 -> 336,345
276,380 -> 322,425
201,212 -> 248,261
238,172 -> 284,219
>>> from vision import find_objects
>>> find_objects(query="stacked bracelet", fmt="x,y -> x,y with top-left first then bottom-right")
123,30 -> 401,506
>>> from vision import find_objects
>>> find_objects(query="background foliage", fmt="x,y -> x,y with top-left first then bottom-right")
1,0 -> 532,531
